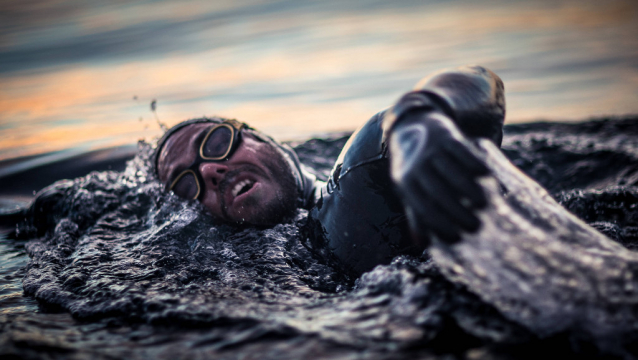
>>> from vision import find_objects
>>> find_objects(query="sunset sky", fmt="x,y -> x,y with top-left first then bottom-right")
1,0 -> 637,160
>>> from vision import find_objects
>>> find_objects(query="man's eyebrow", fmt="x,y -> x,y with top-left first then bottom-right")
165,126 -> 210,185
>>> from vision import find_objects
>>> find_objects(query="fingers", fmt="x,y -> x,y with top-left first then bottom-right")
396,144 -> 488,243
402,183 -> 461,244
430,151 -> 487,209
399,173 -> 481,244
442,139 -> 490,176
414,173 -> 481,232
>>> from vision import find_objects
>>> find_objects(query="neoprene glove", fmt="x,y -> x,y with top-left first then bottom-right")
385,66 -> 505,246
389,111 -> 489,246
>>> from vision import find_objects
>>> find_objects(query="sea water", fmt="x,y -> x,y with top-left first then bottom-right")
2,119 -> 638,358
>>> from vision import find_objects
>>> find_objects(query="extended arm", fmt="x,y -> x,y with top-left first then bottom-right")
384,66 -> 505,245
384,67 -> 638,346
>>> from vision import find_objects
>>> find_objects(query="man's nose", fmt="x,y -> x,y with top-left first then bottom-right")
199,162 -> 229,187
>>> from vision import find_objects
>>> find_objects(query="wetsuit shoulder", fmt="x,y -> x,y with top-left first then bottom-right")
333,110 -> 387,179
307,110 -> 420,276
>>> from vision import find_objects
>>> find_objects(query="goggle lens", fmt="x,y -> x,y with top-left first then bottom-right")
171,172 -> 199,200
202,126 -> 233,159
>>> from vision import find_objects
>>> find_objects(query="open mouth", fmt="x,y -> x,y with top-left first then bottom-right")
231,179 -> 255,198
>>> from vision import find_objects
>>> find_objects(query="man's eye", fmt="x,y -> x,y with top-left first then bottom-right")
172,173 -> 199,199
202,126 -> 232,158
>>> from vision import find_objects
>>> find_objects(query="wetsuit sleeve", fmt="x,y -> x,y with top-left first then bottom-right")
382,65 -> 505,147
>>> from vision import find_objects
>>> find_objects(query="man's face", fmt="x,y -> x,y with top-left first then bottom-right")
157,123 -> 297,225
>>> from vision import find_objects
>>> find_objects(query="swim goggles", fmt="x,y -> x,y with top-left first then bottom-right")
168,119 -> 247,200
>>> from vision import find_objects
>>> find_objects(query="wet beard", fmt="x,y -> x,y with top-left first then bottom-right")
218,162 -> 298,226
235,174 -> 297,225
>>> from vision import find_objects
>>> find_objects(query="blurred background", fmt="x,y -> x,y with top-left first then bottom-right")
1,0 -> 637,161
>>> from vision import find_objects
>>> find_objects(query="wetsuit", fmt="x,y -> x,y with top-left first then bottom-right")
306,66 -> 505,276
306,110 -> 421,275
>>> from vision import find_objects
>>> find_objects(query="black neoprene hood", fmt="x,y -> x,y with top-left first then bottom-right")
152,117 -> 316,209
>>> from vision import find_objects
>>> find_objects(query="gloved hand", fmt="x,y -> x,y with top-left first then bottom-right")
389,110 -> 490,246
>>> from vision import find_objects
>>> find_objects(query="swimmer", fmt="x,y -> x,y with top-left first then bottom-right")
14,65 -> 638,347
155,65 -> 504,275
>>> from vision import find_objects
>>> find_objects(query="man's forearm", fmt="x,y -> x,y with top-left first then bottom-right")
382,65 -> 505,147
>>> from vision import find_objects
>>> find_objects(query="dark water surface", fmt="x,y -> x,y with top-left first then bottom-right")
2,117 -> 638,359
0,232 -> 38,315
